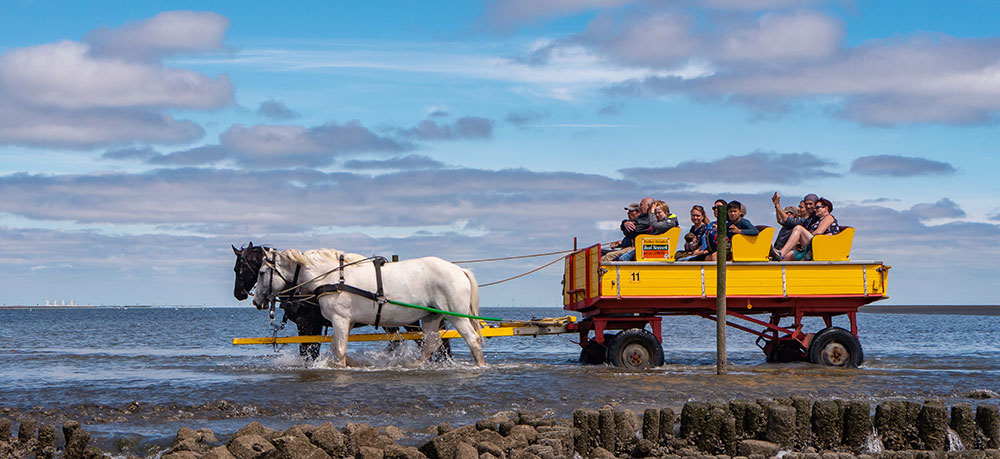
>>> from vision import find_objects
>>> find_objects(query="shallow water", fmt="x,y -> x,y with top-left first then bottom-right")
1,306 -> 998,450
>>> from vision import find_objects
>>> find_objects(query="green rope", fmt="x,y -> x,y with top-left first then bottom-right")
386,299 -> 503,322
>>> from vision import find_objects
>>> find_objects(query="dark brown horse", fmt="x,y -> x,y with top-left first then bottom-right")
232,242 -> 265,301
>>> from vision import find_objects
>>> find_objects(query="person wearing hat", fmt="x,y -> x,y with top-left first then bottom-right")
802,193 -> 820,218
604,197 -> 655,261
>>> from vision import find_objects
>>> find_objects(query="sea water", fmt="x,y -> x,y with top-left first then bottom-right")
1,307 -> 998,449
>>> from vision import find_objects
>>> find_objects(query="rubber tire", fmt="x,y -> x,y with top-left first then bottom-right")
807,326 -> 864,367
766,339 -> 805,363
606,329 -> 665,369
579,333 -> 615,365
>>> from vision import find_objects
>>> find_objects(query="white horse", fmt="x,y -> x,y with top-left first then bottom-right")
253,248 -> 486,366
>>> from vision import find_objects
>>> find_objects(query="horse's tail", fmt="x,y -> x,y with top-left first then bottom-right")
462,268 -> 484,344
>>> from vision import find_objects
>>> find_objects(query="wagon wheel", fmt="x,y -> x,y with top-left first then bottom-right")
807,327 -> 864,367
578,333 -> 615,365
606,329 -> 665,369
765,339 -> 805,363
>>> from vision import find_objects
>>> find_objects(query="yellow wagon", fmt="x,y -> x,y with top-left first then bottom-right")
563,228 -> 889,368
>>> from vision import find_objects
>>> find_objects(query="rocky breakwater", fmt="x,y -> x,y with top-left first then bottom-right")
1,418 -> 98,459
2,399 -> 999,458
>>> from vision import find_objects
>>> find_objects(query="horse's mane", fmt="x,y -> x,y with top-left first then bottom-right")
280,248 -> 368,267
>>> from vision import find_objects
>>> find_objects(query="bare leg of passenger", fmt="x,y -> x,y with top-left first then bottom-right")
780,226 -> 807,255
780,226 -> 814,260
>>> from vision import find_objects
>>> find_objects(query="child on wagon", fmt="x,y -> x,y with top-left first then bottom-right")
706,200 -> 759,261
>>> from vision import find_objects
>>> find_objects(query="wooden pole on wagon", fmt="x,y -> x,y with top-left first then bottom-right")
716,203 -> 728,375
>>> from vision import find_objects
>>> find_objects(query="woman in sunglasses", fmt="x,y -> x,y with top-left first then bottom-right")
776,197 -> 841,261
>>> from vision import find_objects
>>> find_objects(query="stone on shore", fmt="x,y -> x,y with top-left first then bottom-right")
383,444 -> 428,459
357,445 -> 385,459
228,434 -> 276,459
203,445 -> 237,459
64,422 -> 91,459
917,400 -> 948,451
738,439 -> 781,456
951,404 -> 978,449
643,408 -> 660,443
17,418 -> 36,448
597,407 -> 615,452
731,400 -> 767,440
978,404 -> 1000,449
344,422 -> 393,455
233,421 -> 278,442
681,401 -> 710,442
588,446 -> 616,459
418,424 -> 476,459
791,396 -> 814,447
811,400 -> 843,450
273,433 -> 331,459
574,408 -> 599,455
613,408 -> 639,453
688,405 -> 736,455
766,403 -> 797,447
842,401 -> 872,450
659,407 -> 676,444
307,422 -> 346,457
875,400 -> 922,450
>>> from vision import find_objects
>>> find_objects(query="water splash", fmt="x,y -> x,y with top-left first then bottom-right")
861,426 -> 884,454
947,427 -> 965,451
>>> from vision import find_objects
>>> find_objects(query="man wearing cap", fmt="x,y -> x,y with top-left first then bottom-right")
771,192 -> 819,259
604,197 -> 655,261
607,202 -> 639,250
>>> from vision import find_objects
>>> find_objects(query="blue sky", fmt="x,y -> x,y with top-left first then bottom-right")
1,0 -> 998,306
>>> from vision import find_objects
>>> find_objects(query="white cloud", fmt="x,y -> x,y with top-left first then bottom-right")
702,0 -> 822,11
719,11 -> 842,62
0,11 -> 234,149
0,41 -> 231,110
484,0 -> 634,28
0,103 -> 204,149
593,14 -> 1000,125
220,122 -> 412,168
85,10 -> 230,60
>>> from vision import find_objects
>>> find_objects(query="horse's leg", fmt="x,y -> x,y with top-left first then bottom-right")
330,314 -> 352,367
418,316 -> 443,362
451,317 -> 486,366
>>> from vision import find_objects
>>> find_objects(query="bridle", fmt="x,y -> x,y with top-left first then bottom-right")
235,253 -> 258,299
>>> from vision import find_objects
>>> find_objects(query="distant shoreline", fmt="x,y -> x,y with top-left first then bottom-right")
2,304 -> 999,315
0,305 -> 155,310
862,305 -> 1000,315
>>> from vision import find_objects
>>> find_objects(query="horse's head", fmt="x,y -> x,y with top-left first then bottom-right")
252,249 -> 288,310
232,242 -> 265,301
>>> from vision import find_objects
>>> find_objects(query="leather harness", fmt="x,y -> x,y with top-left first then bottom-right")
311,255 -> 390,328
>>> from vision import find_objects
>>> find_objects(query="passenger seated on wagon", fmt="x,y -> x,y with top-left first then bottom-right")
676,205 -> 710,260
777,197 -> 841,261
771,192 -> 813,260
606,202 -> 640,253
603,197 -> 656,261
650,200 -> 679,232
616,201 -> 679,261
688,199 -> 727,261
706,200 -> 759,261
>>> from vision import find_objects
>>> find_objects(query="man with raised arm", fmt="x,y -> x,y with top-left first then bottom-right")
771,192 -> 818,259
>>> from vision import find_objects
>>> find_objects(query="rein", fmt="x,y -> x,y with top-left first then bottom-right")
260,252 -> 502,323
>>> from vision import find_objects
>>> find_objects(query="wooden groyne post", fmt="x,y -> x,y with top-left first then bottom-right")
716,205 -> 727,375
